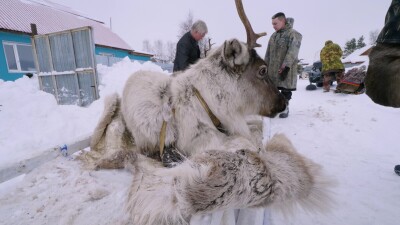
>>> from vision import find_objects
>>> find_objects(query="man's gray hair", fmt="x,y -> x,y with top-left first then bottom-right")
191,20 -> 208,35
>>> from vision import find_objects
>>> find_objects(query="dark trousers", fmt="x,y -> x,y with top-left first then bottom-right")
323,71 -> 344,91
280,89 -> 292,102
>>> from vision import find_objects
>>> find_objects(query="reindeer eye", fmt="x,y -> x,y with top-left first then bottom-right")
258,65 -> 267,77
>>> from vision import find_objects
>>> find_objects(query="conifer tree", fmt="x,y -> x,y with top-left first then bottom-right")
356,35 -> 366,49
343,38 -> 357,56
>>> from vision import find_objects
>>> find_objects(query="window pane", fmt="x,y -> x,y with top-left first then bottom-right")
4,44 -> 17,70
17,45 -> 35,71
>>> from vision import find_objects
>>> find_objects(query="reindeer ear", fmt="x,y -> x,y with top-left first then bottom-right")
222,39 -> 250,68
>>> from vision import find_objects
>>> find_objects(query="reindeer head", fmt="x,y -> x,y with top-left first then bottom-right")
220,0 -> 287,117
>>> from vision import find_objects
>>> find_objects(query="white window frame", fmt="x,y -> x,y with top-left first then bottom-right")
2,41 -> 36,73
98,52 -> 114,57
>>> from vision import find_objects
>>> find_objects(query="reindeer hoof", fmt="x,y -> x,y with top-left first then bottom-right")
162,146 -> 185,168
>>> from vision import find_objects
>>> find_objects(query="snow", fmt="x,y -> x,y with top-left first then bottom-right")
0,58 -> 164,169
0,58 -> 400,225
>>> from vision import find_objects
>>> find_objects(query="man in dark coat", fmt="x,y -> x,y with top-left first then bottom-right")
365,0 -> 400,108
173,20 -> 208,72
264,12 -> 302,118
361,0 -> 400,176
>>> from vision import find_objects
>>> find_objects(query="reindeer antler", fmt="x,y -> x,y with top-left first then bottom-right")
235,0 -> 267,49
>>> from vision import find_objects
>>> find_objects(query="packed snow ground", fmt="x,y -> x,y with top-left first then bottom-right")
0,58 -> 399,225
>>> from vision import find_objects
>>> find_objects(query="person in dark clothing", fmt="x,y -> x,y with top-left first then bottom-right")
173,20 -> 208,72
365,0 -> 400,108
395,165 -> 400,176
362,0 -> 400,176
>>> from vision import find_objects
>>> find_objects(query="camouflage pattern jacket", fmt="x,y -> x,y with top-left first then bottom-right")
320,40 -> 344,73
264,18 -> 302,90
377,0 -> 400,44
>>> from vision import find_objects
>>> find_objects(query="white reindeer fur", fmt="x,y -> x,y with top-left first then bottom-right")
125,134 -> 333,225
85,39 -> 332,224
80,93 -> 135,170
120,39 -> 285,157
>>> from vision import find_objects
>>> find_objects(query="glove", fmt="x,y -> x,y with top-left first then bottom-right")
279,66 -> 290,81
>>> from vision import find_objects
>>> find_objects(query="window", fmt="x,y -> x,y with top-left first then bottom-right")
4,44 -> 17,70
97,52 -> 116,66
3,42 -> 36,72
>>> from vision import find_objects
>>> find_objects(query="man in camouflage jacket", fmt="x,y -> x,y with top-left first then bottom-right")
265,12 -> 302,118
320,40 -> 345,92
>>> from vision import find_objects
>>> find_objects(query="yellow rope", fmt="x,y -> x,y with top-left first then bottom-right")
193,88 -> 221,128
159,120 -> 167,156
159,88 -> 222,158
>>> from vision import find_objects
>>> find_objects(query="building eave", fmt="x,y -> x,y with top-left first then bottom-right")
130,50 -> 154,57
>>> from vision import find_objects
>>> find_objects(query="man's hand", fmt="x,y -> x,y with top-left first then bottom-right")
278,64 -> 285,74
279,66 -> 290,80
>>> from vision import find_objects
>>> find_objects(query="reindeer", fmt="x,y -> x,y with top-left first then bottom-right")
117,3 -> 287,163
87,1 -> 287,167
83,0 -> 333,224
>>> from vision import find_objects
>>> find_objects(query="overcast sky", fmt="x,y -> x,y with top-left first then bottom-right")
53,0 -> 390,62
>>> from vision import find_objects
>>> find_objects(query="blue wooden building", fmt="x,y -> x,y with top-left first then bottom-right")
0,0 -> 152,81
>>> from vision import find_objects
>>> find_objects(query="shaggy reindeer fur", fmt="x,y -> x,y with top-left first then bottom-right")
125,134 -> 333,225
82,39 -> 332,224
120,39 -> 286,158
78,94 -> 136,170
83,38 -> 286,166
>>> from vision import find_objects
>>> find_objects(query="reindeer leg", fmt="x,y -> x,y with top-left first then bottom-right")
126,134 -> 333,224
180,135 -> 333,214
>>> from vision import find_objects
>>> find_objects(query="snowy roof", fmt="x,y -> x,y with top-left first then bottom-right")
0,0 -> 137,52
342,45 -> 373,64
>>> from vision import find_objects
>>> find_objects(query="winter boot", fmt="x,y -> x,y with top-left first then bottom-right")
279,106 -> 289,118
395,165 -> 400,176
323,73 -> 331,92
323,84 -> 330,92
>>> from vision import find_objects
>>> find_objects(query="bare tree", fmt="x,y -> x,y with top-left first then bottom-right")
166,41 -> 176,63
142,39 -> 153,53
140,11 -> 213,64
153,40 -> 166,62
178,11 -> 194,39
369,29 -> 380,45
200,37 -> 215,57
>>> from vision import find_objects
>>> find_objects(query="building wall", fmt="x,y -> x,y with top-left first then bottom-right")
0,31 -> 151,81
95,46 -> 150,61
0,31 -> 33,81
